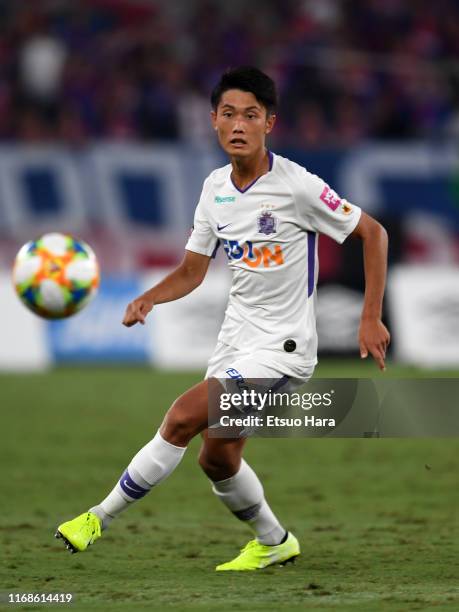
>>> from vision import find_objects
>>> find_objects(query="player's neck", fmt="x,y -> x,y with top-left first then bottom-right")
230,148 -> 269,191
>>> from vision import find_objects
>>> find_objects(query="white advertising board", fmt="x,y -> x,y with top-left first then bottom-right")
388,265 -> 459,367
0,274 -> 50,371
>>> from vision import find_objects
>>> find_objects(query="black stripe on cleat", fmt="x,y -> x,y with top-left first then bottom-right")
55,531 -> 78,554
279,555 -> 298,566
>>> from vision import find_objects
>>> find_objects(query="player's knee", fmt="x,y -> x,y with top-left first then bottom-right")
161,402 -> 199,445
198,446 -> 240,481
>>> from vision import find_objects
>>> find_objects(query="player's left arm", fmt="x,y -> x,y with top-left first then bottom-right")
350,211 -> 390,371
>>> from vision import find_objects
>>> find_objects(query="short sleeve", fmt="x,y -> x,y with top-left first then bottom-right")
295,168 -> 362,244
185,178 -> 218,256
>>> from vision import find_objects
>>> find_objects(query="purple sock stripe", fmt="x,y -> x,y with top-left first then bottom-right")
119,469 -> 150,500
270,374 -> 290,393
307,231 -> 316,298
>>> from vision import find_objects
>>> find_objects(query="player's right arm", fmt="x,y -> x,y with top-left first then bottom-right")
122,250 -> 211,327
123,175 -> 216,327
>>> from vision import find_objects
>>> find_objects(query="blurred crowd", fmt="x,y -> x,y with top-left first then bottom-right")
1,0 -> 459,147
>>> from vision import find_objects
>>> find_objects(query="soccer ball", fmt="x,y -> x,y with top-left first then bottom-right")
13,232 -> 100,319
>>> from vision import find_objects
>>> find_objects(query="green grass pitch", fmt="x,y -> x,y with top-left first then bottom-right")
1,360 -> 458,611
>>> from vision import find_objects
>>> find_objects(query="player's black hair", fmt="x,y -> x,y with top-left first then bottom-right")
211,66 -> 278,115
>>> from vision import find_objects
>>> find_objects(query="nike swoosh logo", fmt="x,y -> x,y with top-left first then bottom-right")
217,223 -> 231,231
123,480 -> 144,493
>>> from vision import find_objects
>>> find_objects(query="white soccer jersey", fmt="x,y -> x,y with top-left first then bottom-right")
185,151 -> 361,371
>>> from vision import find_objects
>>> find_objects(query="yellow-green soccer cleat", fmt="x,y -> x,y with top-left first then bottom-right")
55,512 -> 102,554
216,532 -> 300,571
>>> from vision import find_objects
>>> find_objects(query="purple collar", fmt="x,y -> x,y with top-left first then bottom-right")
230,150 -> 274,194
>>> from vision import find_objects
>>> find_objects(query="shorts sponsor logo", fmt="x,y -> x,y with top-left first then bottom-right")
225,367 -> 244,379
341,202 -> 353,215
224,368 -> 251,401
223,239 -> 284,268
320,185 -> 342,211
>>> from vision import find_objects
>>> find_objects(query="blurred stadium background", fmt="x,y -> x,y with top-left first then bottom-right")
1,0 -> 459,371
1,3 -> 458,610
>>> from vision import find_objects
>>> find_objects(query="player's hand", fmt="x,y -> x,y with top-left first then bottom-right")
122,294 -> 154,327
358,318 -> 390,371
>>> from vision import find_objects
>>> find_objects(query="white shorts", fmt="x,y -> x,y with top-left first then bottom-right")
205,341 -> 315,392
205,342 -> 315,434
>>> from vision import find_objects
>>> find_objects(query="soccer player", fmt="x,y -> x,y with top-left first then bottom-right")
56,67 -> 390,570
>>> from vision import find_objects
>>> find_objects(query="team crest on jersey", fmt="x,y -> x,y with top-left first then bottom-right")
257,210 -> 277,235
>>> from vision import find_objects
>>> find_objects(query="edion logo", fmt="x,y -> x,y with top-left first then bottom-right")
223,239 -> 284,268
320,185 -> 342,211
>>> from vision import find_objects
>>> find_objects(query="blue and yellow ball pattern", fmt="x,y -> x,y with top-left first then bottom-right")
13,233 -> 100,319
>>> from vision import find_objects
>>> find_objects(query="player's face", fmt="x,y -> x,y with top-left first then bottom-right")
211,90 -> 276,158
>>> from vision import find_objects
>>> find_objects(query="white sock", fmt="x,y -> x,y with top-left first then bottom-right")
90,431 -> 186,529
211,459 -> 286,545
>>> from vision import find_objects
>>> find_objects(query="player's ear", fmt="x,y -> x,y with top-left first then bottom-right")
265,113 -> 276,134
210,110 -> 218,130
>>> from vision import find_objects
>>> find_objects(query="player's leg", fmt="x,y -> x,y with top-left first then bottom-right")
56,378 -> 217,553
199,431 -> 286,543
200,346 -> 310,569
91,381 -> 211,524
198,431 -> 300,570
